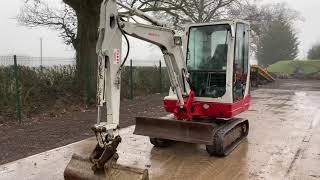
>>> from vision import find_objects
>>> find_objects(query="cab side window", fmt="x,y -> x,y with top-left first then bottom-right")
234,23 -> 249,101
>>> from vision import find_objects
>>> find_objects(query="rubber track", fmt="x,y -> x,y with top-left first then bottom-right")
210,118 -> 249,156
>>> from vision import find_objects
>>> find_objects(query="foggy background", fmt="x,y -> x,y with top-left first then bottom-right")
0,0 -> 320,61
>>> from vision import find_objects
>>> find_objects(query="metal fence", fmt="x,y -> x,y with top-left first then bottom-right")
0,55 -> 169,122
0,55 -> 165,67
0,56 -> 75,67
122,59 -> 168,99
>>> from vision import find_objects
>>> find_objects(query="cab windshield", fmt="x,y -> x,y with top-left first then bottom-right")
187,24 -> 231,98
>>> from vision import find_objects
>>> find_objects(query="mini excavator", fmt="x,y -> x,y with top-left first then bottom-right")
64,0 -> 251,179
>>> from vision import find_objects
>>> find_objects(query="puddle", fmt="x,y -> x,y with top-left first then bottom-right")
276,97 -> 292,101
272,111 -> 285,115
266,103 -> 292,108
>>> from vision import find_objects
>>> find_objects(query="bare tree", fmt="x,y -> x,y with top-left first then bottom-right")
18,1 -> 77,48
18,0 -> 244,103
229,2 -> 301,36
61,0 -> 102,104
19,0 -> 102,104
121,0 -> 242,29
19,0 -> 299,102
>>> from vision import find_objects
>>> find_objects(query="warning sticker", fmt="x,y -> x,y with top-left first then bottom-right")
113,49 -> 121,65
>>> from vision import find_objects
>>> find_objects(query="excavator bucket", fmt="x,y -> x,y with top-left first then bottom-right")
64,154 -> 148,180
64,136 -> 149,180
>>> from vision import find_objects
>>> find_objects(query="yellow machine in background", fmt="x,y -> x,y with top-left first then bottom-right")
250,65 -> 275,87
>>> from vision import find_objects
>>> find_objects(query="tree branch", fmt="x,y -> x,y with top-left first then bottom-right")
17,1 -> 77,47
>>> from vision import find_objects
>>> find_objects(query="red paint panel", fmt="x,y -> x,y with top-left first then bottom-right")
163,95 -> 251,120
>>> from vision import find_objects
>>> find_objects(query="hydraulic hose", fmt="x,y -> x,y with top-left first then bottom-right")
116,17 -> 130,71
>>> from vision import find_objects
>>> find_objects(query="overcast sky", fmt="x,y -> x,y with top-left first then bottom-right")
0,0 -> 320,60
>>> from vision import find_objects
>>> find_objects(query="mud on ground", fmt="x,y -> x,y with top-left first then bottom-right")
1,78 -> 320,180
0,94 -> 166,165
0,79 -> 319,166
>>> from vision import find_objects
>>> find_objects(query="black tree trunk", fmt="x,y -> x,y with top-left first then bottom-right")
63,0 -> 102,105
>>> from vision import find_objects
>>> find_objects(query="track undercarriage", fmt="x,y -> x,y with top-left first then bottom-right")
134,116 -> 249,156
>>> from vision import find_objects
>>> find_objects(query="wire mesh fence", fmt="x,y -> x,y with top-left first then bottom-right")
121,59 -> 169,99
0,55 -> 169,122
125,59 -> 166,67
0,56 -> 76,67
0,56 -> 165,67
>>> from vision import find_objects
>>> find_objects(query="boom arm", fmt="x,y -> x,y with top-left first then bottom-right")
119,22 -> 189,107
93,0 -> 190,147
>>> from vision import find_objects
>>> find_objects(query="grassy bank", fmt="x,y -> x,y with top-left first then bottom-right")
267,60 -> 320,75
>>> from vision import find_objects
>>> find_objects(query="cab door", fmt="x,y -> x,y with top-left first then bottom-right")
233,23 -> 249,102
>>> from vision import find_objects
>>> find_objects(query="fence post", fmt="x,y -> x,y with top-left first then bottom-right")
40,37 -> 43,72
129,59 -> 133,99
13,55 -> 22,122
159,60 -> 162,93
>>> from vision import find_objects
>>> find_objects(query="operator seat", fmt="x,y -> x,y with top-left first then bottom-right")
211,44 -> 228,70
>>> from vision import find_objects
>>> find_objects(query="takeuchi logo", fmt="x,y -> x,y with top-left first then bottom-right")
148,32 -> 160,37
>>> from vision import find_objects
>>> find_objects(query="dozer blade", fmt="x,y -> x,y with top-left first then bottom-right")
64,153 -> 149,180
134,116 -> 217,145
134,117 -> 249,157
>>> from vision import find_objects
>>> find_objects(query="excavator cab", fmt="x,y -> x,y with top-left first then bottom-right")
186,22 -> 250,103
187,24 -> 230,99
157,21 -> 251,118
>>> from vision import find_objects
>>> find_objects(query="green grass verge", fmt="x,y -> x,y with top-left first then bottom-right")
267,60 -> 320,75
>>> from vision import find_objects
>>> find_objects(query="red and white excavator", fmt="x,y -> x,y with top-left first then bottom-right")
64,0 -> 251,179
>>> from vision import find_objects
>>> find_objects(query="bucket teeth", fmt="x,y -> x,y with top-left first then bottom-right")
90,135 -> 121,171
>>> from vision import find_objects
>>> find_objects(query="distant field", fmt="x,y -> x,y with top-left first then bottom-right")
267,60 -> 320,74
